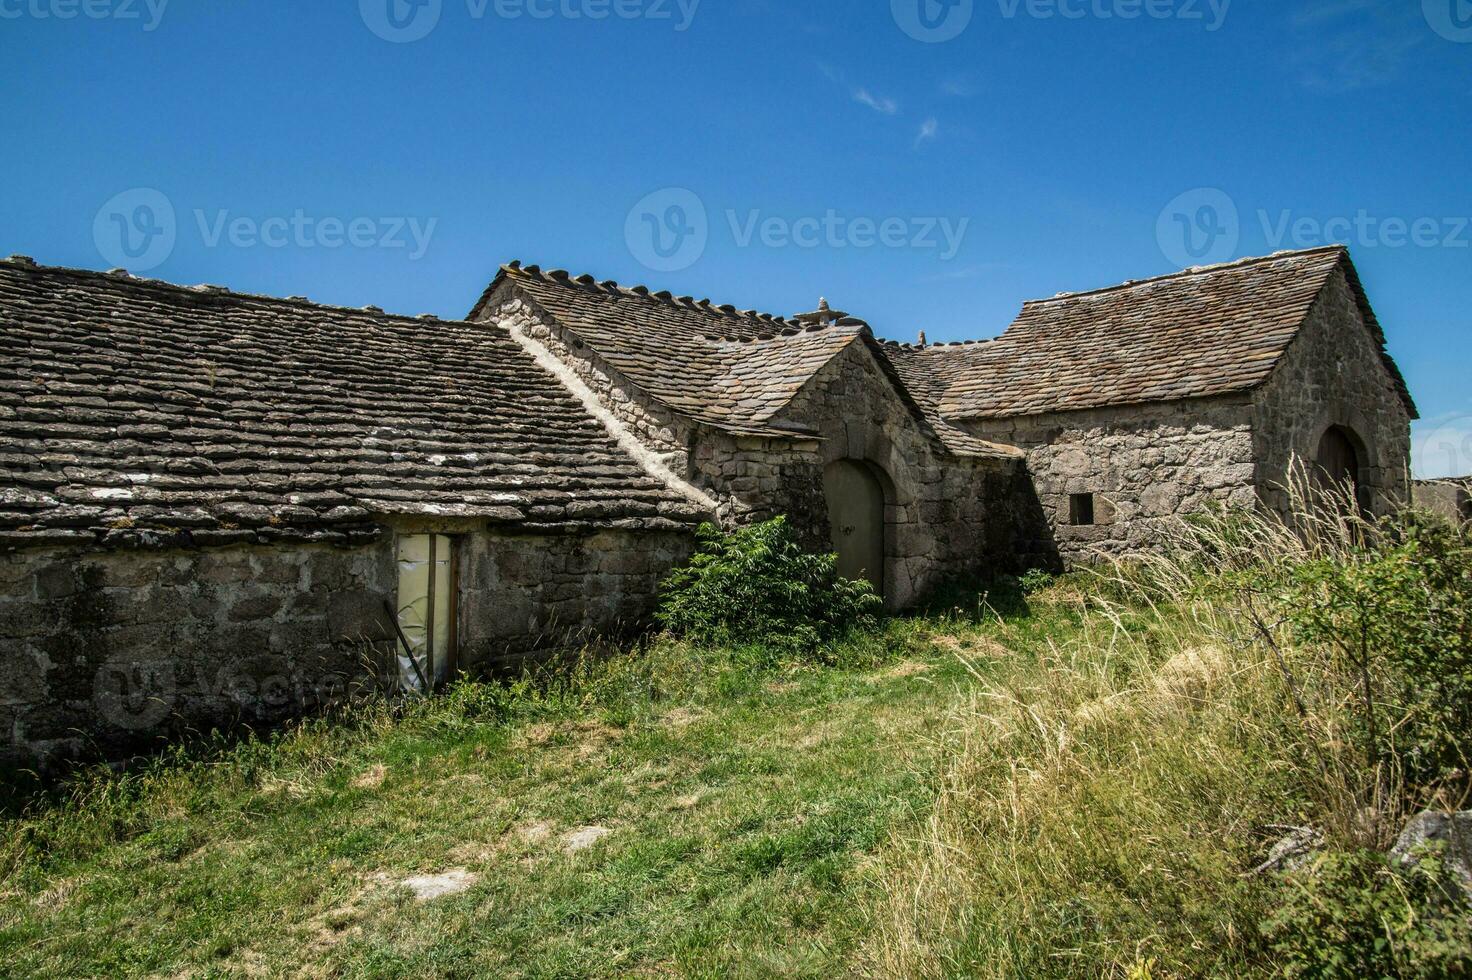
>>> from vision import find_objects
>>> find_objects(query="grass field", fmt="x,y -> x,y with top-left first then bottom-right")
3,546 -> 1467,978
0,610 -> 989,978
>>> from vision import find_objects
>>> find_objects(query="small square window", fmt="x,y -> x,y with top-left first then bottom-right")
1069,493 -> 1096,527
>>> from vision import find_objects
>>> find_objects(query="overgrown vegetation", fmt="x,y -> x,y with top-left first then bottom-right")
1263,849 -> 1472,979
865,476 -> 1471,979
656,517 -> 882,654
3,495 -> 1469,978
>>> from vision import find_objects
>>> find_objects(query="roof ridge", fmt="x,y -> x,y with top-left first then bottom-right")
0,255 -> 462,327
875,336 -> 997,351
501,260 -> 814,333
1025,245 -> 1348,306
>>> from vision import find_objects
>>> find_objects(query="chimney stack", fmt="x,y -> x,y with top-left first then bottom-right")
793,297 -> 849,328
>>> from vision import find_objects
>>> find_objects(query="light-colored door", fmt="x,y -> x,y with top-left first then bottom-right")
396,534 -> 457,692
824,460 -> 886,597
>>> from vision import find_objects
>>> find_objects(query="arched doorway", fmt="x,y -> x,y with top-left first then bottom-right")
1314,426 -> 1363,507
824,460 -> 887,597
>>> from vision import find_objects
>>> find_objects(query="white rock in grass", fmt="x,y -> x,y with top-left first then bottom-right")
1391,811 -> 1472,896
563,826 -> 613,853
400,869 -> 478,902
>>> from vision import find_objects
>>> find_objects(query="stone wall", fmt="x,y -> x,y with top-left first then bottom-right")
485,294 -> 1041,606
1413,480 -> 1472,524
772,340 -> 1041,603
963,396 -> 1259,566
456,527 -> 693,668
1,525 -> 692,767
1250,267 -> 1414,516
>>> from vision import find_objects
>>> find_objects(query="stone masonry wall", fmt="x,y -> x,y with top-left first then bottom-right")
0,536 -> 394,766
1251,266 -> 1413,516
1,526 -> 692,767
456,527 -> 693,668
487,293 -> 1042,606
774,341 -> 1039,605
964,396 -> 1259,566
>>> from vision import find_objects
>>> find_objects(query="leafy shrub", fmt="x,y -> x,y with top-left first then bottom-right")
1263,848 -> 1472,979
1247,512 -> 1472,793
656,518 -> 882,652
1019,568 -> 1056,596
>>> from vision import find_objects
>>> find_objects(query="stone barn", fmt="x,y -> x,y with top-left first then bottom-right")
474,245 -> 1414,574
0,259 -> 704,764
0,243 -> 1417,762
875,245 -> 1417,564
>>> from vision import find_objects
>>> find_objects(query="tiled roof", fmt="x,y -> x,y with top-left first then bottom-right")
477,264 -> 1020,459
921,246 -> 1417,421
0,258 -> 705,543
475,264 -> 868,438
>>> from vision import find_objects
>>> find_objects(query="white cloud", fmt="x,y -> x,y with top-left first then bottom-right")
1412,414 -> 1472,479
854,88 -> 899,115
914,117 -> 939,147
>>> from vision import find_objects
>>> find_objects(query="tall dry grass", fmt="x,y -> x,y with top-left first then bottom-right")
863,467 -> 1452,979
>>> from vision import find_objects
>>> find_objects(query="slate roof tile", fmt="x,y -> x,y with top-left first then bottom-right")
908,246 -> 1416,421
474,265 -> 1019,458
0,259 -> 705,539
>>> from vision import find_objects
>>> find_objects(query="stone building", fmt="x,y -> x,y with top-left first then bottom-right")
0,244 -> 1418,761
0,259 -> 704,763
878,245 -> 1417,563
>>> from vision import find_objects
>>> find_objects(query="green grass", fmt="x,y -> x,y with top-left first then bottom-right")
5,567 -> 1465,979
0,621 -> 971,978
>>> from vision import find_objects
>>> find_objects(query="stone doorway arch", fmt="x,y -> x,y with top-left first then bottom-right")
1314,425 -> 1365,509
823,460 -> 888,598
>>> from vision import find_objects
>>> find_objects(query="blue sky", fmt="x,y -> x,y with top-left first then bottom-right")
2,0 -> 1469,475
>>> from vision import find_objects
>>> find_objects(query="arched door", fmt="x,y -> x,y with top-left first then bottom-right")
1315,426 -> 1364,511
824,460 -> 886,597
1315,427 -> 1361,491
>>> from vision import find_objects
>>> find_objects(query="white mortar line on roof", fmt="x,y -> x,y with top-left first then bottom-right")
504,322 -> 720,515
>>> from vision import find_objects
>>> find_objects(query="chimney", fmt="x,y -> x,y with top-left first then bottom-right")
793,297 -> 849,328
918,331 -> 927,347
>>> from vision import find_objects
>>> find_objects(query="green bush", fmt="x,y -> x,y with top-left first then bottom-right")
656,518 -> 882,652
1263,849 -> 1472,979
1249,513 -> 1472,791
